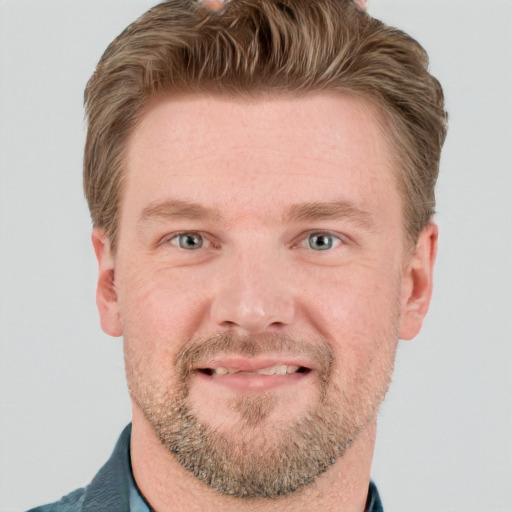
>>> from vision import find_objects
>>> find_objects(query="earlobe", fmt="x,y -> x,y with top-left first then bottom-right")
399,223 -> 438,341
91,226 -> 123,337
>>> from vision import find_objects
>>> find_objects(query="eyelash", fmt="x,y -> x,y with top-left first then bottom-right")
162,231 -> 344,252
164,231 -> 215,250
298,231 -> 343,251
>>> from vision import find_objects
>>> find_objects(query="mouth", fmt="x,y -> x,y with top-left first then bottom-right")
198,364 -> 311,376
194,358 -> 314,391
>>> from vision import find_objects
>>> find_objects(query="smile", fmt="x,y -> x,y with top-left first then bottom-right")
199,364 -> 310,376
193,358 -> 314,391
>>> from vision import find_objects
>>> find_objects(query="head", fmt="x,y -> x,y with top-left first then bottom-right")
86,0 -> 446,501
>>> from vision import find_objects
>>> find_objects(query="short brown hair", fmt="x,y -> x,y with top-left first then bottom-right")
84,0 -> 447,248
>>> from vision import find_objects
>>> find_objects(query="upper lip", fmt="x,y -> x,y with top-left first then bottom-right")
196,355 -> 315,373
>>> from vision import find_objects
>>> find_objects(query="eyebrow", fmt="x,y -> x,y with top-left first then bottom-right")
284,200 -> 378,231
138,198 -> 377,231
138,199 -> 223,225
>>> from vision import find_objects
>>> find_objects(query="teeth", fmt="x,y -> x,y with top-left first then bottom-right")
211,365 -> 301,376
258,365 -> 285,375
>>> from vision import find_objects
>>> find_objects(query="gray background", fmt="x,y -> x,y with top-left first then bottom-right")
1,1 -> 510,511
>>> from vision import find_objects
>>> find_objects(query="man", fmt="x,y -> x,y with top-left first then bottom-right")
29,0 -> 447,510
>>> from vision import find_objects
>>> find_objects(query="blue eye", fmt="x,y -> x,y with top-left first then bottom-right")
173,233 -> 204,250
308,233 -> 338,251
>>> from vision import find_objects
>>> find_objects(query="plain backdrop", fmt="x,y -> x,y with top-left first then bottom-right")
1,1 -> 511,511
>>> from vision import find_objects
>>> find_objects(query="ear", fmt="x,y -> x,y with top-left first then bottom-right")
399,223 -> 438,340
91,226 -> 123,337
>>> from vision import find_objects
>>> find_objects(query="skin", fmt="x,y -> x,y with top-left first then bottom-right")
196,0 -> 231,15
92,92 -> 437,511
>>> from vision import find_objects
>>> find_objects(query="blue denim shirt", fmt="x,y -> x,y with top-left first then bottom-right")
27,424 -> 384,512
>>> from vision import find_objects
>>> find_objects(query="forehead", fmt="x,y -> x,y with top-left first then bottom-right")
122,92 -> 399,224
129,91 -> 390,162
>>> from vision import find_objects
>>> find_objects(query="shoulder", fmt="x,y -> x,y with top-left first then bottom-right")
26,487 -> 87,512
25,424 -> 133,512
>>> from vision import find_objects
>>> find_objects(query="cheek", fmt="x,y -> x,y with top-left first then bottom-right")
304,261 -> 402,385
116,263 -> 211,353
119,271 -> 191,395
308,261 -> 402,339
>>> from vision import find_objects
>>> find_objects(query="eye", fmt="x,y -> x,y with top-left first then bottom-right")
170,232 -> 205,250
306,232 -> 341,251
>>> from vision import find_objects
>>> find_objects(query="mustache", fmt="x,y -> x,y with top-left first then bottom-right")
176,332 -> 334,378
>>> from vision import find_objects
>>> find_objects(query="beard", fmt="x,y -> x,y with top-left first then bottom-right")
125,330 -> 397,499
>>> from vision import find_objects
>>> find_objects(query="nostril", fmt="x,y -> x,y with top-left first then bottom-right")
211,291 -> 295,335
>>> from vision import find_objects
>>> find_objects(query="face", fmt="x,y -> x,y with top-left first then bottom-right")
93,92 -> 437,498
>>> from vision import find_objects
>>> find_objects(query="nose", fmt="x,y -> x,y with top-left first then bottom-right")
210,248 -> 295,335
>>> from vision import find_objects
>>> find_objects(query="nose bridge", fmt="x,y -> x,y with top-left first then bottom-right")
210,236 -> 295,334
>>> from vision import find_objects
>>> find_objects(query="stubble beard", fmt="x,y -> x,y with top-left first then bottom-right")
126,331 -> 398,499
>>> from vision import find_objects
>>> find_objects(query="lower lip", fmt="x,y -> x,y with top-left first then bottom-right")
195,371 -> 311,392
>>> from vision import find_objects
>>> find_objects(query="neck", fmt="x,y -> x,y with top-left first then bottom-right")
130,404 -> 376,512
